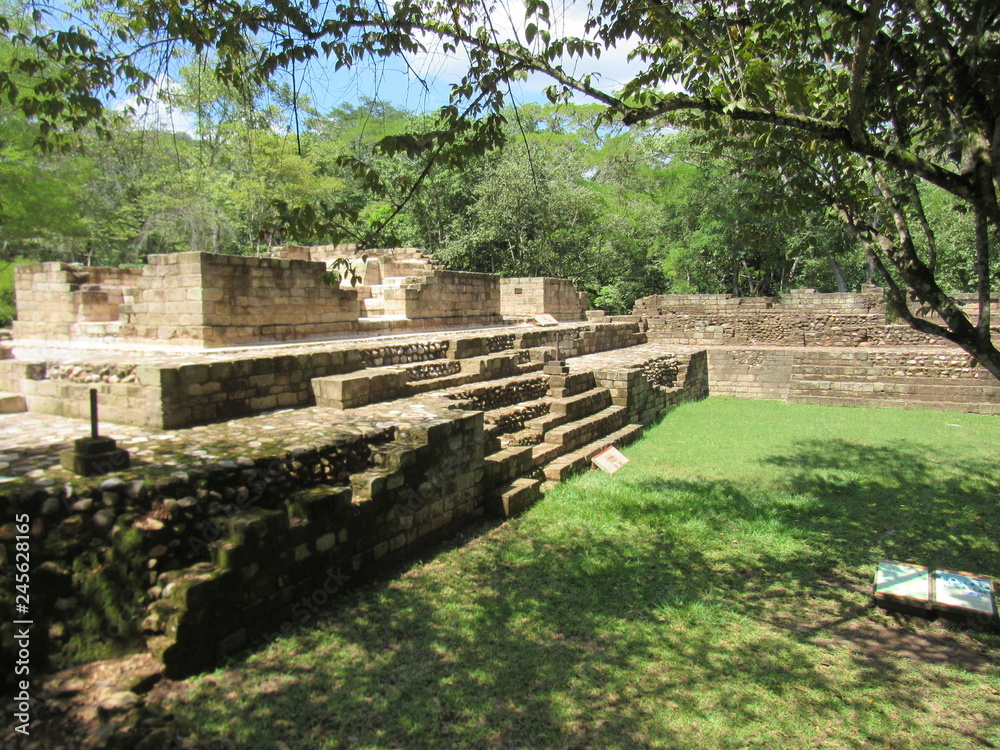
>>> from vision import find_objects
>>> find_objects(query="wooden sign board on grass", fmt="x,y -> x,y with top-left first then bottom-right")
874,560 -> 996,621
874,561 -> 933,615
592,446 -> 629,474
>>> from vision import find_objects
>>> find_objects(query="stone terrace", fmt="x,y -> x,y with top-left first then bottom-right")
0,332 -> 706,681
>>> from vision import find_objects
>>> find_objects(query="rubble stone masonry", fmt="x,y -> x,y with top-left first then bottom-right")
635,288 -> 1000,348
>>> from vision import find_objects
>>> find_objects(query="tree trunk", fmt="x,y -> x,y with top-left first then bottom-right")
828,256 -> 847,292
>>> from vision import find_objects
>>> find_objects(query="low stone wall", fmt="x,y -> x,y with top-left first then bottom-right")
634,289 -> 882,317
12,263 -> 143,340
636,289 -> 1000,348
707,347 -> 1000,413
119,253 -> 360,347
500,277 -> 588,321
589,351 -> 709,426
0,349 -> 367,429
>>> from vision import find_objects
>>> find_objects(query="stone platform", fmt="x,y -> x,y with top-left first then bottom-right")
0,330 -> 709,682
0,320 -> 647,429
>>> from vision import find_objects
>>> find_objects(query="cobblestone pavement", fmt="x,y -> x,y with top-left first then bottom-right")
0,396 -> 458,488
567,343 -> 703,371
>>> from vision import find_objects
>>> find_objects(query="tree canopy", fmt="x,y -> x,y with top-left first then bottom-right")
1,0 -> 998,376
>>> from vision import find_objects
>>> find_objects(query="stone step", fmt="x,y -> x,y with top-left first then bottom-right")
523,388 -> 611,438
542,423 -> 644,483
362,298 -> 386,316
0,392 -> 27,414
546,370 -> 596,398
74,321 -> 122,336
484,399 -> 551,438
405,372 -> 480,396
792,368 -> 989,386
286,485 -> 354,525
531,441 -> 564,468
350,467 -> 403,502
484,445 -> 535,485
788,380 -> 993,401
485,477 -> 542,519
541,404 -> 628,453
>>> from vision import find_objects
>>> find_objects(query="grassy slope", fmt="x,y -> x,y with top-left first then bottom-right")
164,399 -> 1000,749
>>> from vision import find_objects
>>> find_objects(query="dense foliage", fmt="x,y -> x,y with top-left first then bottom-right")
2,80 -> 883,314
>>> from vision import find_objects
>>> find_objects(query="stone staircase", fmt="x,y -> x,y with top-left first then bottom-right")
468,364 -> 644,518
787,351 -> 1000,413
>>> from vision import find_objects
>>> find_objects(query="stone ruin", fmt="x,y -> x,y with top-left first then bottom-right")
10,246 -> 588,347
0,247 -> 997,684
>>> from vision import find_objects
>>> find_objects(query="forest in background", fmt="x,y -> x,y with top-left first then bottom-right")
0,54 -> 987,324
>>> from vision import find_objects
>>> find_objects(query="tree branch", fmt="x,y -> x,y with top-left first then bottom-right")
619,93 -> 980,208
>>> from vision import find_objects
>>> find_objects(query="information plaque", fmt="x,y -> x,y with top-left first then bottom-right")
592,446 -> 629,474
933,568 -> 996,617
874,561 -> 932,613
874,560 -> 996,621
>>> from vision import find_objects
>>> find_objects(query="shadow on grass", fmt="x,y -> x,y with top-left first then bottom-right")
161,439 -> 1000,749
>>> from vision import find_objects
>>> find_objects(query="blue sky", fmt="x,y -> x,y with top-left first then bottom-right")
119,0 -> 646,130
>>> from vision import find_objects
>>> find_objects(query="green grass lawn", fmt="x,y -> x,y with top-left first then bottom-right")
160,398 -> 1000,749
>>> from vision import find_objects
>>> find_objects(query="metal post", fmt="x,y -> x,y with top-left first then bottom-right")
90,388 -> 99,438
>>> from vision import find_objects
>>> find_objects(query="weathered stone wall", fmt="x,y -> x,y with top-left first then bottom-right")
0,360 -> 165,426
707,348 -> 1000,413
144,410 -> 486,677
0,409 -> 487,682
636,289 -> 1000,348
382,270 -> 502,325
273,245 -> 443,286
118,253 -> 360,347
706,349 -> 798,401
500,277 -> 588,321
0,349 -> 367,429
592,352 -> 710,426
12,263 -> 143,340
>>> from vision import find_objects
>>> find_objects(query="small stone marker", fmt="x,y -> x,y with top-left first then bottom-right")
874,560 -> 996,623
532,314 -> 559,327
592,446 -> 629,474
60,388 -> 131,476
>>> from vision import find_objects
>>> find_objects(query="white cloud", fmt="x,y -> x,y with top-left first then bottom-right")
114,75 -> 197,134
